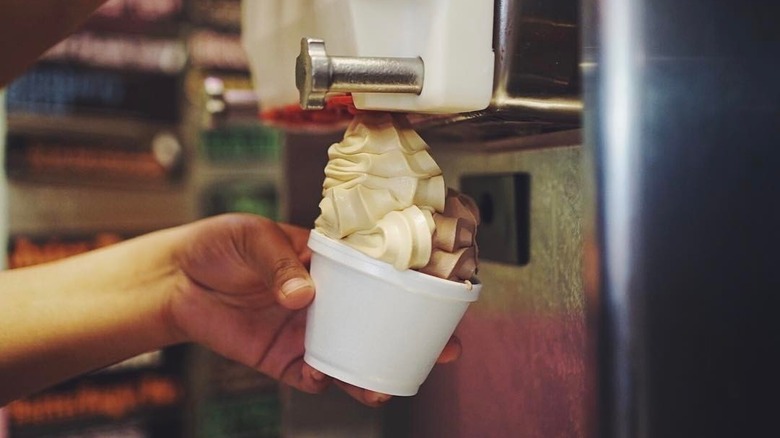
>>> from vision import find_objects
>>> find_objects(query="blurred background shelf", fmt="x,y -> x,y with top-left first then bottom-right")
1,1 -> 292,437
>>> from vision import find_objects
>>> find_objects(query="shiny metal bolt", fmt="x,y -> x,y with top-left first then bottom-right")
295,37 -> 424,110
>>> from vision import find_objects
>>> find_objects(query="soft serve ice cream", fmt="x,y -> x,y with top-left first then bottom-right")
304,112 -> 482,396
315,112 -> 479,281
420,189 -> 480,281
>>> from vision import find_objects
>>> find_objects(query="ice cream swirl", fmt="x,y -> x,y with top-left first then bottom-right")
315,113 -> 445,270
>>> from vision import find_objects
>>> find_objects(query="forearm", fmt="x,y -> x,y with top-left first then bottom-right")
0,0 -> 108,87
0,226 -> 186,405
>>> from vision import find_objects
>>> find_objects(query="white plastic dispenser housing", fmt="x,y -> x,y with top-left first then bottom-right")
242,0 -> 495,114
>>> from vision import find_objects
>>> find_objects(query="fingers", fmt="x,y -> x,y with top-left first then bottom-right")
278,359 -> 331,395
255,222 -> 314,310
301,362 -> 330,392
436,336 -> 462,364
277,223 -> 313,266
176,215 -> 314,301
332,336 -> 460,405
309,337 -> 461,407
333,380 -> 393,407
231,218 -> 314,310
279,361 -> 393,407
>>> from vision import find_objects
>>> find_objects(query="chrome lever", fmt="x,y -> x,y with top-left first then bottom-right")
295,37 -> 424,110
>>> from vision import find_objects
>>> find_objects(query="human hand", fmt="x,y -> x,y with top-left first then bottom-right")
165,214 -> 461,406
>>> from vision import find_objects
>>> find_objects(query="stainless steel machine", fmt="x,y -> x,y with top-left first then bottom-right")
586,0 -> 780,437
242,1 -> 584,437
243,0 -> 780,436
242,0 -> 579,137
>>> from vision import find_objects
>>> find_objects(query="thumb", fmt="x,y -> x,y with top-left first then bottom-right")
257,223 -> 315,310
175,214 -> 316,308
273,257 -> 315,310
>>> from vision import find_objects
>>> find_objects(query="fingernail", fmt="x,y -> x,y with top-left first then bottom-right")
281,278 -> 311,296
310,369 -> 325,382
367,392 -> 391,404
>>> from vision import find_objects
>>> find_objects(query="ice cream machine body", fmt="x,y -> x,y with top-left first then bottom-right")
238,0 -> 780,436
242,0 -> 580,138
242,1 -> 586,437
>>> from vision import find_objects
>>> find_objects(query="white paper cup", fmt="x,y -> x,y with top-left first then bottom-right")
304,230 -> 481,396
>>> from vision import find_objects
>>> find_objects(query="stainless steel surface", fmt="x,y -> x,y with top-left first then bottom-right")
406,135 -> 586,437
584,0 -> 780,437
417,0 -> 580,143
295,37 -> 424,110
279,127 -> 588,437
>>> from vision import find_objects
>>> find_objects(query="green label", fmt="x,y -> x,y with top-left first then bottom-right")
200,125 -> 280,163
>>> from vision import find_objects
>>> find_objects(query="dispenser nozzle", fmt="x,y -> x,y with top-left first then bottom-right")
295,37 -> 424,110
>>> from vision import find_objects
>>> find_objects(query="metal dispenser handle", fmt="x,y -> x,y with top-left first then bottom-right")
295,37 -> 424,110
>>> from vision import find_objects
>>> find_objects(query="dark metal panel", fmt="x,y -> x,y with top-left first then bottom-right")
584,0 -> 780,436
416,0 -> 582,143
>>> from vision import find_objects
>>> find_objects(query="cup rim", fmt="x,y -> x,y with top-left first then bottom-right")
307,229 -> 481,303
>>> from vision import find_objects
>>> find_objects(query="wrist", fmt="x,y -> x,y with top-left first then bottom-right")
60,225 -> 193,350
137,225 -> 193,347
0,224 -> 191,401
